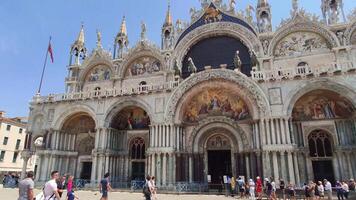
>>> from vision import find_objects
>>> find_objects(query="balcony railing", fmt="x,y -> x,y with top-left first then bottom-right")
33,80 -> 180,104
251,61 -> 355,81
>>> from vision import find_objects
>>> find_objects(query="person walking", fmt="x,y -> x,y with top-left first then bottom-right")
67,175 -> 79,200
336,181 -> 344,200
143,176 -> 152,200
317,181 -> 324,199
342,181 -> 349,199
249,178 -> 256,200
231,176 -> 236,196
57,175 -> 66,198
280,179 -> 285,200
324,179 -> 332,200
43,171 -> 61,200
349,179 -> 355,192
265,178 -> 273,200
150,176 -> 157,200
256,177 -> 263,200
287,183 -> 296,200
17,171 -> 34,200
99,173 -> 112,200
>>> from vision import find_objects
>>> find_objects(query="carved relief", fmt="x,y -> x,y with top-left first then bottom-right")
274,32 -> 329,57
126,56 -> 161,76
206,134 -> 231,150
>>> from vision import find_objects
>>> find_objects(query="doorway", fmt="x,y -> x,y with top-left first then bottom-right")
312,160 -> 335,184
208,150 -> 232,184
131,161 -> 145,181
80,162 -> 92,180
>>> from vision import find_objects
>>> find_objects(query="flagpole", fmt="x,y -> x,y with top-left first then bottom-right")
37,36 -> 51,95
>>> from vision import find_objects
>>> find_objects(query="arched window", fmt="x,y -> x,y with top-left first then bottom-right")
308,130 -> 333,157
94,87 -> 101,96
130,137 -> 145,160
296,62 -> 309,74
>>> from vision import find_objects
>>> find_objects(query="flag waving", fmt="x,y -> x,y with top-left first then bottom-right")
48,40 -> 54,63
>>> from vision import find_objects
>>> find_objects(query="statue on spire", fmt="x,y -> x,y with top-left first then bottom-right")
96,29 -> 102,48
141,21 -> 147,40
229,0 -> 236,12
292,0 -> 298,13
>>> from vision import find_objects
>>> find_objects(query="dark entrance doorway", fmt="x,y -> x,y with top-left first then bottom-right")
208,150 -> 232,185
80,162 -> 92,180
312,160 -> 335,184
131,162 -> 145,181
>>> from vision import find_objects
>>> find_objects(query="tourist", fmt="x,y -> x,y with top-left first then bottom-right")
304,183 -> 311,200
324,179 -> 333,200
309,181 -> 316,200
230,176 -> 236,196
317,181 -> 324,199
143,176 -> 152,200
67,175 -> 79,200
287,182 -> 296,200
265,178 -> 273,200
245,179 -> 250,197
336,181 -> 344,200
57,175 -> 66,198
342,181 -> 349,199
99,172 -> 112,200
150,176 -> 157,200
237,177 -> 245,198
270,177 -> 277,200
256,177 -> 263,200
349,179 -> 355,192
249,178 -> 256,200
43,171 -> 61,200
17,171 -> 34,200
280,179 -> 285,200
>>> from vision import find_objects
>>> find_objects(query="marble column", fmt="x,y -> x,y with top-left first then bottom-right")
272,152 -> 279,181
189,154 -> 193,183
276,119 -> 281,144
162,153 -> 167,186
91,155 -> 97,183
281,119 -> 287,144
35,155 -> 42,181
151,154 -> 156,177
285,118 -> 291,144
260,119 -> 266,145
20,153 -> 30,179
156,153 -> 162,186
280,151 -> 287,181
266,119 -> 271,145
293,152 -> 300,186
245,153 -> 250,180
287,152 -> 295,184
271,119 -> 276,144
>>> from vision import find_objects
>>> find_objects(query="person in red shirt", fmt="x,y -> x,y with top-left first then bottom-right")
256,176 -> 263,200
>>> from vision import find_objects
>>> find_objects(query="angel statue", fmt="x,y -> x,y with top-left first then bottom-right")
187,57 -> 197,74
233,51 -> 242,71
140,21 -> 147,40
245,5 -> 254,23
173,59 -> 181,77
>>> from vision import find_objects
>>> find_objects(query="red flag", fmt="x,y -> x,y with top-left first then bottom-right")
47,42 -> 54,63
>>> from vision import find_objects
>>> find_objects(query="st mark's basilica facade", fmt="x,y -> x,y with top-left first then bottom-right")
24,0 -> 356,189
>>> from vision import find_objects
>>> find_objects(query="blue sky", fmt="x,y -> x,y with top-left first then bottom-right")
0,0 -> 355,117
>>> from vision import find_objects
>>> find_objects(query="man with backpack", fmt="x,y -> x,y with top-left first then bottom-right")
43,171 -> 61,200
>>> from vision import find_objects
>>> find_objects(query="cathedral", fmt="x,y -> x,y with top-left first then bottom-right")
24,0 -> 356,189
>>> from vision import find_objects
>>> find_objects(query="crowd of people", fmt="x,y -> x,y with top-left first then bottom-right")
223,176 -> 355,200
12,170 -> 356,200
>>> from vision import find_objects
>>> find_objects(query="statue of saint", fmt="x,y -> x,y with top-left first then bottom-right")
187,57 -> 197,74
96,30 -> 102,48
141,21 -> 147,40
233,51 -> 242,70
292,0 -> 298,12
173,59 -> 181,77
229,0 -> 236,12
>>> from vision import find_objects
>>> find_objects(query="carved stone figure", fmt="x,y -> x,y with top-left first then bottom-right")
204,6 -> 221,23
96,30 -> 102,48
141,21 -> 147,40
292,0 -> 298,12
245,5 -> 254,23
337,31 -> 346,46
263,40 -> 269,55
229,0 -> 236,12
187,57 -> 197,74
173,59 -> 181,77
233,51 -> 242,70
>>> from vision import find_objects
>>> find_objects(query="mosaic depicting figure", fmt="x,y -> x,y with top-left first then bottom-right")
274,32 -> 329,57
129,56 -> 161,76
87,65 -> 111,82
112,107 -> 150,130
292,90 -> 354,121
183,88 -> 250,123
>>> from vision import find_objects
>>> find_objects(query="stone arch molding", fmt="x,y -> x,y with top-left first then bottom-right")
173,22 -> 264,71
283,78 -> 356,118
268,14 -> 340,56
79,48 -> 115,84
164,69 -> 270,123
52,103 -> 97,130
103,96 -> 155,128
118,41 -> 165,78
190,116 -> 251,154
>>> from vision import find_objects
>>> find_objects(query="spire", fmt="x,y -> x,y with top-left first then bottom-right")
119,16 -> 127,36
76,24 -> 85,46
164,1 -> 173,27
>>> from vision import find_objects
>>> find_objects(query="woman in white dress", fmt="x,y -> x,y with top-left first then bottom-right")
249,178 -> 256,200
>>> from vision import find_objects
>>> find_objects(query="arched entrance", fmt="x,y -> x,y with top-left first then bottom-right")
109,106 -> 150,181
61,112 -> 95,180
206,134 -> 232,186
308,130 -> 335,183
